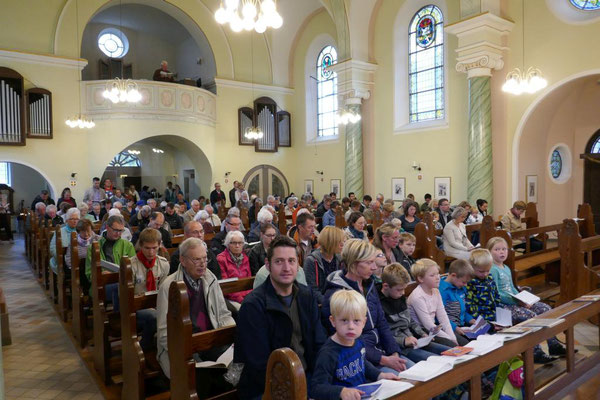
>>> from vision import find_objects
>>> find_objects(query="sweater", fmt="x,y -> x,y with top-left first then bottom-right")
310,338 -> 381,400
304,248 -> 341,304
466,276 -> 501,322
407,285 -> 457,343
439,277 -> 475,330
376,282 -> 427,347
490,264 -> 519,305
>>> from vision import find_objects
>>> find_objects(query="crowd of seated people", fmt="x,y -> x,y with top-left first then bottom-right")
30,175 -> 565,400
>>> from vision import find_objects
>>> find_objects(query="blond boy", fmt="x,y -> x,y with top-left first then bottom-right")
439,259 -> 476,345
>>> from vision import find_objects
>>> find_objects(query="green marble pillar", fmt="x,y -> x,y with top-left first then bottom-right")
344,103 -> 364,199
468,76 -> 493,214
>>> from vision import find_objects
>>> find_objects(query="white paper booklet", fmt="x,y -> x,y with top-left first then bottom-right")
461,316 -> 486,333
491,307 -> 512,327
466,336 -> 503,355
397,360 -> 453,382
100,260 -> 120,273
415,325 -> 442,349
195,344 -> 233,368
510,290 -> 540,306
360,380 -> 414,399
426,354 -> 477,366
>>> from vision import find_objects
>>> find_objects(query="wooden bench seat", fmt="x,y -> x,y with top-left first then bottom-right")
514,249 -> 560,272
0,286 -> 11,346
70,231 -> 91,348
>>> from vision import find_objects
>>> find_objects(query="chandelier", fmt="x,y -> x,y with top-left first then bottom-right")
502,67 -> 547,95
102,78 -> 142,104
215,0 -> 283,33
244,126 -> 264,140
337,106 -> 361,125
65,114 -> 95,129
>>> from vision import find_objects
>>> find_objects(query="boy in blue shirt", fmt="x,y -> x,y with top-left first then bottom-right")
439,259 -> 476,346
311,290 -> 400,400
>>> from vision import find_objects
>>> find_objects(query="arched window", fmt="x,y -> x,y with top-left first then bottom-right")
590,136 -> 600,153
316,46 -> 338,137
550,149 -> 563,179
109,151 -> 141,167
408,5 -> 444,123
0,162 -> 10,186
570,0 -> 600,10
98,28 -> 129,58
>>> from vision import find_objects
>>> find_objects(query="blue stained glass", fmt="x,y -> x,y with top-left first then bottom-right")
591,137 -> 600,153
409,5 -> 444,123
109,151 -> 142,167
570,0 -> 600,10
316,46 -> 338,137
550,150 -> 562,179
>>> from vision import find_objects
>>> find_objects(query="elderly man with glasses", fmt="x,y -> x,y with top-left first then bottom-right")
210,215 -> 242,256
169,221 -> 221,278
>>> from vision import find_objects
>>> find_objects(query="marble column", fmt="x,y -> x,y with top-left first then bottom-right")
345,103 -> 364,199
468,76 -> 493,214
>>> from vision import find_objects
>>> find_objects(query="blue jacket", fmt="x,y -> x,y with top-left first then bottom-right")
322,271 -> 402,366
234,278 -> 327,400
322,209 -> 336,228
439,277 -> 475,330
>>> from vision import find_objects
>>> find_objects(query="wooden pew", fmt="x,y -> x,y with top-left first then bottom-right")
558,218 -> 600,306
171,228 -> 183,236
217,199 -> 227,222
263,348 -> 307,400
240,207 -> 249,230
54,228 -> 70,322
70,231 -> 89,348
40,223 -> 57,291
171,235 -> 185,247
277,206 -> 287,234
335,205 -> 347,229
413,220 -> 445,271
261,290 -> 600,399
90,241 -> 122,385
0,286 -> 11,346
119,256 -> 166,400
25,211 -> 33,263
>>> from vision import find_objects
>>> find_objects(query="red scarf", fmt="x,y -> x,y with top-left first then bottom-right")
137,250 -> 157,291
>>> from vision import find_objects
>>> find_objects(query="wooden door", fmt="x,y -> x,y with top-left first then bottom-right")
584,159 -> 600,234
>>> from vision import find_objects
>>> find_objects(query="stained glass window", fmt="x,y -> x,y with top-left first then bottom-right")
570,0 -> 600,10
98,28 -> 129,59
109,151 -> 141,167
316,46 -> 338,137
0,162 -> 11,186
591,137 -> 600,153
409,5 -> 444,123
550,149 -> 563,179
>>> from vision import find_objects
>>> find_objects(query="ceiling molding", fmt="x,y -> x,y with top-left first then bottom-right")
214,78 -> 295,95
0,48 -> 88,70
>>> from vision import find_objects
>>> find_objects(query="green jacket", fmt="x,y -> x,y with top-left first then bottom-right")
85,235 -> 136,295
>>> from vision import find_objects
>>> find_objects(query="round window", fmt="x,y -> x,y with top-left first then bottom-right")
98,28 -> 128,58
550,149 -> 562,179
548,144 -> 572,184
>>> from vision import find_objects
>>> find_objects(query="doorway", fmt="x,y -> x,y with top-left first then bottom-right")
242,165 -> 289,200
583,129 -> 600,234
183,169 -> 199,203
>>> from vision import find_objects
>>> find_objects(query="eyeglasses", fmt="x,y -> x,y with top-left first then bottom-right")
185,256 -> 208,265
263,234 -> 276,238
108,226 -> 125,233
376,253 -> 386,258
229,241 -> 245,246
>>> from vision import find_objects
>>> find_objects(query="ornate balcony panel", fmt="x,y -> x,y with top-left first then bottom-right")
83,80 -> 216,126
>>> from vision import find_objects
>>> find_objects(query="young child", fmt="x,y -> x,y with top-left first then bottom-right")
407,259 -> 458,346
397,233 -> 416,278
310,290 -> 400,400
378,263 -> 450,362
439,259 -> 476,346
465,248 -> 501,323
487,237 -> 566,360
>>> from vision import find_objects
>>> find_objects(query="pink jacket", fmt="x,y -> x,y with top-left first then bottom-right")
217,250 -> 252,303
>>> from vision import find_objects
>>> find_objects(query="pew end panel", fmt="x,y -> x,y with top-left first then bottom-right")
263,347 -> 307,400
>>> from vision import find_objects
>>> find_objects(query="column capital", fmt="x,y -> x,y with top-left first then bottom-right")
446,12 -> 514,78
328,59 -> 377,102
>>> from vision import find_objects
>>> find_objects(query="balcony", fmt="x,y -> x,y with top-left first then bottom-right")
83,80 -> 216,126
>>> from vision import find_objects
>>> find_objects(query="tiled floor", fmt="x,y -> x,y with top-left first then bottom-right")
1,238 -> 103,400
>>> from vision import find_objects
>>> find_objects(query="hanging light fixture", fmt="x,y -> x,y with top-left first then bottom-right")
215,0 -> 283,33
502,0 -> 547,95
66,0 -> 95,129
102,78 -> 142,103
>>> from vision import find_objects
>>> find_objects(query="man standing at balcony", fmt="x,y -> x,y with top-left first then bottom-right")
153,60 -> 175,82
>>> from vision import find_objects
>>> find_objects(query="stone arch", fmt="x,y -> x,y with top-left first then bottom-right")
53,0 -> 235,79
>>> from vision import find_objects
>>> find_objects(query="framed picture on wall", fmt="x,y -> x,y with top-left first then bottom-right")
304,179 -> 314,195
434,177 -> 451,202
330,179 -> 341,197
526,175 -> 538,203
391,178 -> 406,201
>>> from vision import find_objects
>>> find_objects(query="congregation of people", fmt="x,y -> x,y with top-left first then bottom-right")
32,176 -> 568,400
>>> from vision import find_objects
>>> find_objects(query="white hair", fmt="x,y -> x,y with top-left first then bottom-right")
35,202 -> 46,211
261,205 -> 275,213
46,204 -> 57,213
191,199 -> 200,206
113,201 -> 122,209
108,208 -> 122,217
147,198 -> 157,206
257,208 -> 273,224
224,230 -> 245,247
267,195 -> 275,202
78,204 -> 89,213
296,208 -> 310,218
65,207 -> 81,219
286,197 -> 297,206
204,204 -> 213,213
227,207 -> 240,217
194,210 -> 210,222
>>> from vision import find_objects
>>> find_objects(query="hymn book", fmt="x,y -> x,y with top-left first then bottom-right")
195,344 -> 234,369
397,359 -> 453,382
510,290 -> 540,306
355,380 -> 414,399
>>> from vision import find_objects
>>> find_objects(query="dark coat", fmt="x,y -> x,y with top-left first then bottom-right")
229,188 -> 236,208
31,195 -> 55,210
322,271 -> 401,366
234,279 -> 326,400
210,229 -> 228,256
164,212 -> 183,230
247,243 -> 266,275
303,248 -> 341,304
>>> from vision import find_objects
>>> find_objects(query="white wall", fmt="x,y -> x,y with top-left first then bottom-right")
9,163 -> 52,208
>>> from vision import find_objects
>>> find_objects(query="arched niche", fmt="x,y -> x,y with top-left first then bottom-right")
0,161 -> 57,209
514,70 -> 600,224
54,0 -> 234,80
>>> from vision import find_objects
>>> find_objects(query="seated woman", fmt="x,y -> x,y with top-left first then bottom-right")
65,219 -> 99,295
372,223 -> 402,265
442,207 -> 475,260
217,231 -> 252,310
399,201 -> 421,234
248,223 -> 277,275
304,226 -> 345,304
194,209 -> 214,235
50,208 -> 80,274
476,198 -> 489,217
57,187 -> 77,209
247,208 -> 274,243
343,211 -> 369,242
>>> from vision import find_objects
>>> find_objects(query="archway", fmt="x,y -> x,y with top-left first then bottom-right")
242,165 -> 290,200
514,71 -> 600,224
100,135 -> 212,203
583,129 -> 600,233
0,161 -> 55,212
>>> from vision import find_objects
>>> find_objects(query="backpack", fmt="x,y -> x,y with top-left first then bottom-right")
490,356 -> 524,400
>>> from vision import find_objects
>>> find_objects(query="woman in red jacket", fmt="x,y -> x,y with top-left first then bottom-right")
217,230 -> 252,309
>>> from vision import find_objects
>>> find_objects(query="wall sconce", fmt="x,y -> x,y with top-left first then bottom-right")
411,161 -> 422,172
316,170 -> 324,175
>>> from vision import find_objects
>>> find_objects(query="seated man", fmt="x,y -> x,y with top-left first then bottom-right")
45,204 -> 63,227
210,215 -> 242,256
132,211 -> 172,248
235,236 -> 327,400
153,60 -> 175,82
169,221 -> 220,278
157,237 -> 235,397
500,201 -> 542,253
164,202 -> 183,230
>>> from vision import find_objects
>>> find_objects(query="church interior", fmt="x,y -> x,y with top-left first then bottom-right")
2,0 -> 600,399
